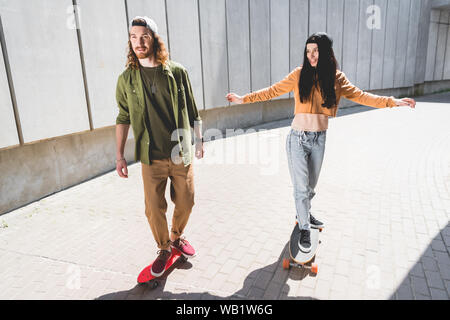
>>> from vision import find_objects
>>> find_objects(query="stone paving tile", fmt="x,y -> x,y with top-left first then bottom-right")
0,93 -> 449,300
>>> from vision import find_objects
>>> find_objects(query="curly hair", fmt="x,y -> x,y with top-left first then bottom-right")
126,19 -> 169,69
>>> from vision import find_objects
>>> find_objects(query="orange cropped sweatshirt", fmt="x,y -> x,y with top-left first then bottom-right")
243,67 -> 397,117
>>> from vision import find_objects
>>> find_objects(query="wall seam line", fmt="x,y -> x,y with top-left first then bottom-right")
73,0 -> 94,131
0,15 -> 23,145
197,0 -> 206,110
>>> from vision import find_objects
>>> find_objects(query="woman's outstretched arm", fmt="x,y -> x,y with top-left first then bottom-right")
338,72 -> 416,109
226,67 -> 300,105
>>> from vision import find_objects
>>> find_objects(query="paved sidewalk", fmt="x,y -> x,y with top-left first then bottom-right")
0,92 -> 449,300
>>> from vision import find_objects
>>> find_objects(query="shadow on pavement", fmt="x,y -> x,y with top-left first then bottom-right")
390,222 -> 450,300
97,243 -> 317,300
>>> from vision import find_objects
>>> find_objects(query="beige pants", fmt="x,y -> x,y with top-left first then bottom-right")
141,158 -> 195,251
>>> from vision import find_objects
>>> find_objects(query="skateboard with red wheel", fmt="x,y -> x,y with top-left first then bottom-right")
283,222 -> 322,274
137,247 -> 187,289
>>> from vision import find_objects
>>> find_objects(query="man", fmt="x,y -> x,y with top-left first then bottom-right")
115,16 -> 204,277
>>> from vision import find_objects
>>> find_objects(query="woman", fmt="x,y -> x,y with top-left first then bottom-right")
226,32 -> 415,253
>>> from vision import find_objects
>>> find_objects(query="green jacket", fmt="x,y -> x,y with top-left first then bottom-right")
115,60 -> 202,166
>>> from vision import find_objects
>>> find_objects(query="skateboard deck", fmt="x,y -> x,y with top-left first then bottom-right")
283,223 -> 321,274
137,247 -> 186,289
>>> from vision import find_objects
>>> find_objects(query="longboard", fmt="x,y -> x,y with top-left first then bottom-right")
283,223 -> 321,274
137,247 -> 187,289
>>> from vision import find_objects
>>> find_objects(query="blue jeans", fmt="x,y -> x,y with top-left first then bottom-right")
286,129 -> 326,230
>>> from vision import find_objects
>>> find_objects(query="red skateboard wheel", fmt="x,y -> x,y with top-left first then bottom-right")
282,258 -> 290,270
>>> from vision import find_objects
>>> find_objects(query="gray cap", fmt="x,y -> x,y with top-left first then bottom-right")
129,16 -> 158,34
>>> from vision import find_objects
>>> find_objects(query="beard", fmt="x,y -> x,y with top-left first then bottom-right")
134,46 -> 152,59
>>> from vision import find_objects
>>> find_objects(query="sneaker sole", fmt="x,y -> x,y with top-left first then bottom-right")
150,268 -> 165,278
299,248 -> 311,253
298,244 -> 312,253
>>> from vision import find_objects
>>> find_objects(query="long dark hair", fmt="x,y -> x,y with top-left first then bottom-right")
299,32 -> 338,109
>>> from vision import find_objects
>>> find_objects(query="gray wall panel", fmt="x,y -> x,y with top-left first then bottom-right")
78,0 -> 128,129
289,0 -> 309,99
249,0 -> 270,92
0,40 -> 19,148
326,0 -> 344,69
127,0 -> 168,47
382,0 -> 400,89
290,0 -> 309,70
342,0 -> 360,81
199,0 -> 229,109
444,13 -> 450,79
226,0 -> 251,97
370,0 -> 388,90
404,0 -> 421,87
270,0 -> 290,100
166,0 -> 204,110
309,0 -> 327,33
415,0 -> 432,84
393,0 -> 411,88
425,10 -> 440,81
434,10 -> 449,80
0,0 -> 89,143
430,7 -> 441,22
356,0 -> 373,90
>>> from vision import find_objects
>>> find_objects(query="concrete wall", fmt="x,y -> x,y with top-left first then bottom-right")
77,0 -> 129,129
3,0 -> 446,149
270,0 -> 290,100
199,0 -> 229,109
249,0 -> 271,94
1,0 -> 90,144
166,0 -> 204,110
226,0 -> 251,101
425,9 -> 450,81
1,0 -> 450,215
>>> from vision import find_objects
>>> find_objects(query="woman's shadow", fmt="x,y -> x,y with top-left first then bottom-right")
97,243 -> 318,300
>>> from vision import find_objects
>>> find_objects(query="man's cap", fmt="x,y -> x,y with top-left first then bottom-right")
129,16 -> 158,34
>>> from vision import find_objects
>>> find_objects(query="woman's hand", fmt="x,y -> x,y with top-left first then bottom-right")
226,93 -> 244,104
395,97 -> 416,109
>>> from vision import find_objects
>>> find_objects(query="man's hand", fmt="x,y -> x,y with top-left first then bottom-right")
116,158 -> 128,178
195,140 -> 205,159
395,97 -> 416,109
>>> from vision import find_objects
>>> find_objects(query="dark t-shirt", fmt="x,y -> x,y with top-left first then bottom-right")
140,65 -> 178,160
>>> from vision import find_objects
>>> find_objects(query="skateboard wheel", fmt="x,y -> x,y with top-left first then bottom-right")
319,228 -> 323,232
149,280 -> 159,289
282,258 -> 290,270
311,263 -> 318,274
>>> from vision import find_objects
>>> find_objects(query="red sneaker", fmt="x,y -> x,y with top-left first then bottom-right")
171,237 -> 196,258
151,249 -> 171,277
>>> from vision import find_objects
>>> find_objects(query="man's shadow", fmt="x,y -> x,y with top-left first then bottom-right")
97,243 -> 318,300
